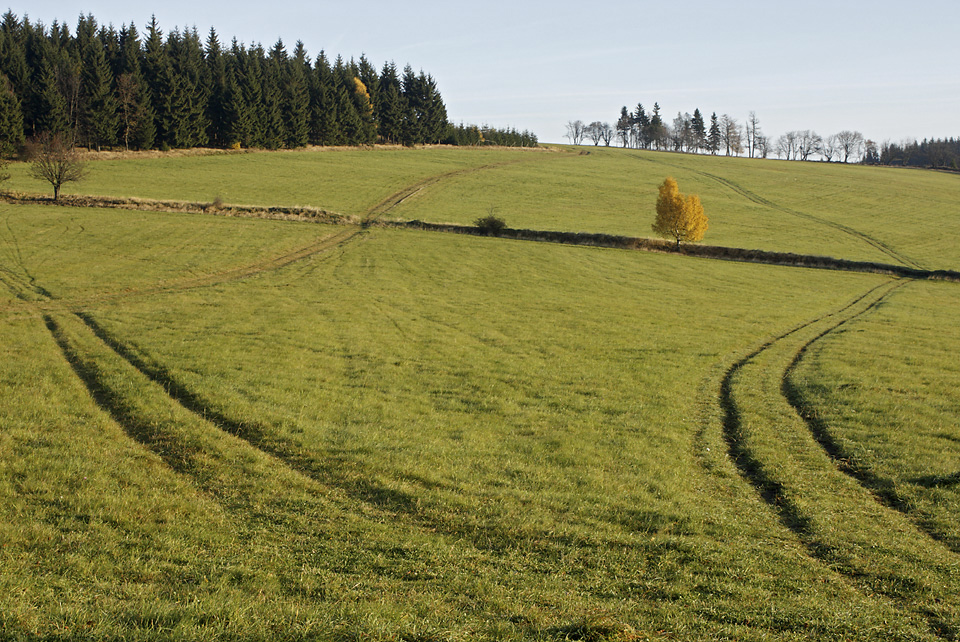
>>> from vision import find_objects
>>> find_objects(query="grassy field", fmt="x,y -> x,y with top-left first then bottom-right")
2,146 -> 959,640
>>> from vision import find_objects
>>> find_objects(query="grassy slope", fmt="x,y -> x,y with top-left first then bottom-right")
3,147 -> 550,216
2,146 -> 960,639
7,145 -> 959,269
791,280 -> 960,550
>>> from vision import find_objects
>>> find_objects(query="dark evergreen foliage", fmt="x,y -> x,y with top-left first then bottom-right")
877,138 -> 960,170
444,123 -> 538,147
0,11 -> 535,151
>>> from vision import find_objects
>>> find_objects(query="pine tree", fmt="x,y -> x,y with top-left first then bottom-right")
141,16 -> 167,146
400,65 -> 423,145
310,51 -> 337,145
33,54 -> 71,136
205,27 -> 230,147
281,41 -> 310,148
616,106 -> 631,148
356,55 -> 380,128
116,23 -> 154,149
0,12 -> 29,115
170,27 -> 209,147
649,103 -> 664,150
691,108 -> 705,153
420,72 -> 447,144
234,42 -> 266,147
633,103 -> 649,149
376,61 -> 404,144
77,15 -> 119,150
707,112 -> 721,155
0,72 -> 24,155
261,40 -> 286,148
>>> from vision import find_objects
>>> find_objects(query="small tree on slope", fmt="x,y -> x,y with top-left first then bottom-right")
652,177 -> 708,248
28,132 -> 88,201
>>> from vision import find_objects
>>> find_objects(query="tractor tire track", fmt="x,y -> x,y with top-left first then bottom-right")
0,227 -> 360,317
720,280 -> 902,531
631,153 -> 924,270
719,278 -> 960,640
781,286 -> 960,554
363,157 -> 558,220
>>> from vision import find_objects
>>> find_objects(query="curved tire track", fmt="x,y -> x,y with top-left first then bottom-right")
781,294 -> 960,554
719,279 -> 960,639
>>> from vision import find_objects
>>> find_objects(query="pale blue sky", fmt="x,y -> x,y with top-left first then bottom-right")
16,0 -> 960,144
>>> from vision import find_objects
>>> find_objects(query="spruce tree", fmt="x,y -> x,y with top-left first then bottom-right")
310,51 -> 337,145
691,108 -> 705,153
141,16 -> 167,146
116,23 -> 154,149
205,27 -> 230,147
281,41 -> 310,148
262,40 -> 286,148
0,72 -> 24,156
420,72 -> 447,144
33,55 -> 71,135
376,61 -> 404,144
634,104 -> 649,149
400,65 -> 422,145
77,16 -> 119,149
708,112 -> 721,155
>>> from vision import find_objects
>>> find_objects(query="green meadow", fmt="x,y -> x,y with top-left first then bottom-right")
2,146 -> 959,640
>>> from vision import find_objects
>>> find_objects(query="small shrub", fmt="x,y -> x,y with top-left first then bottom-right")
474,214 -> 507,236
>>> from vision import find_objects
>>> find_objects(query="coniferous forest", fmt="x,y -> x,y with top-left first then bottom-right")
0,11 -> 537,156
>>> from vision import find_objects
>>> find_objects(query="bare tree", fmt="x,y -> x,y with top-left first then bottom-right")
565,120 -> 585,145
672,112 -> 693,152
598,122 -> 614,146
744,111 -> 763,158
755,133 -> 769,158
821,134 -> 840,162
585,121 -> 605,146
777,133 -> 795,160
720,114 -> 742,156
835,130 -> 865,163
795,130 -> 822,161
27,131 -> 88,201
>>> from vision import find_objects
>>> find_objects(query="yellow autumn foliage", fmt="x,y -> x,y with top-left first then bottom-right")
651,177 -> 708,247
352,77 -> 374,116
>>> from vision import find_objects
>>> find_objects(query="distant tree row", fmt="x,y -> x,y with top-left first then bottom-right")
0,11 -> 534,155
569,106 -> 768,159
444,123 -> 538,147
874,138 -> 960,170
572,104 -> 958,167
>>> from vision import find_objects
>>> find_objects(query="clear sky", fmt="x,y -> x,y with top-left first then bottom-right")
13,0 -> 960,144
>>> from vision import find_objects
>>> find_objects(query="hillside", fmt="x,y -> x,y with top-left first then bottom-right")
2,146 -> 959,640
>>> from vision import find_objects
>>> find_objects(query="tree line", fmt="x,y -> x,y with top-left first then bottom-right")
570,103 -> 955,168
567,105 -> 769,159
0,11 -> 535,156
874,138 -> 960,170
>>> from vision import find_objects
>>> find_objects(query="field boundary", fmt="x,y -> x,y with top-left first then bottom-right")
384,219 -> 960,282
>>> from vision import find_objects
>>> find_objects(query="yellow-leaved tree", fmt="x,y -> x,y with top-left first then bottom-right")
651,177 -> 708,248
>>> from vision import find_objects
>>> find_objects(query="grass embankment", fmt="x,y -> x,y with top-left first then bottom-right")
2,146 -> 960,639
